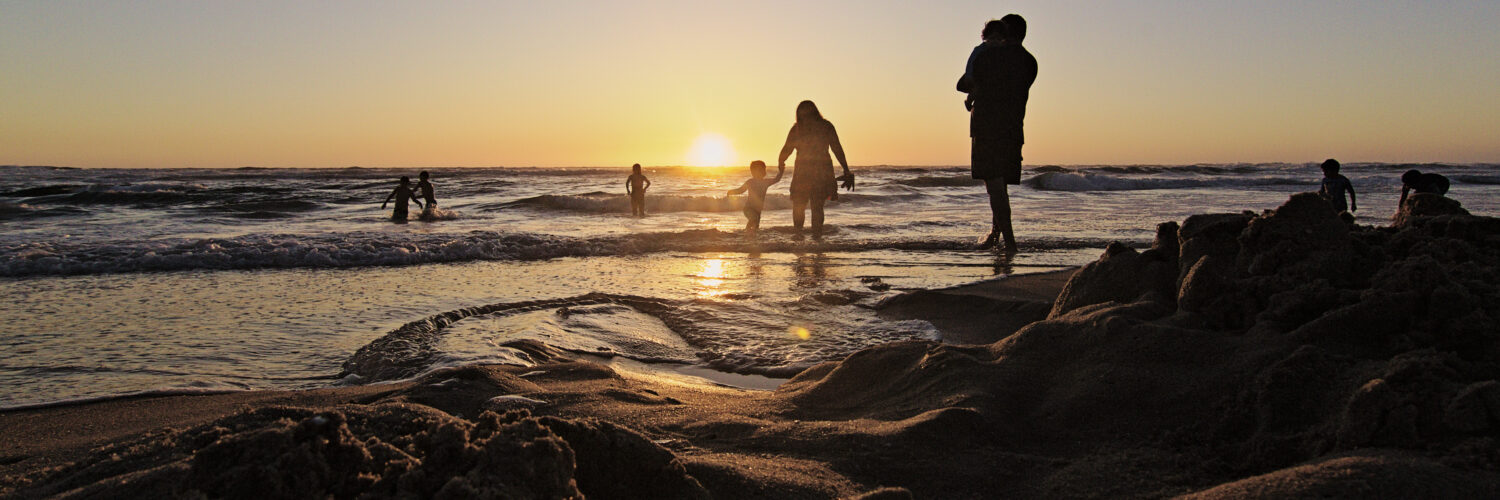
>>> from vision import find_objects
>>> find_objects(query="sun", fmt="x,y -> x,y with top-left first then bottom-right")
686,133 -> 735,167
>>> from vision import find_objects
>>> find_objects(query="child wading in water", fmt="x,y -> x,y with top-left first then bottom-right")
381,176 -> 423,222
1317,159 -> 1356,215
727,160 -> 785,237
625,164 -> 651,217
415,171 -> 437,219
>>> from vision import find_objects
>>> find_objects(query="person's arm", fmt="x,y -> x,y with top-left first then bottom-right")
830,128 -> 849,175
625,178 -> 633,195
382,188 -> 396,209
644,177 -> 651,191
1398,185 -> 1410,208
778,125 -> 797,168
1348,182 -> 1357,212
769,165 -> 785,185
727,180 -> 750,196
412,194 -> 423,210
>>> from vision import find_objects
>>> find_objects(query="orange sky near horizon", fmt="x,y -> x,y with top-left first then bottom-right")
2,1 -> 1497,168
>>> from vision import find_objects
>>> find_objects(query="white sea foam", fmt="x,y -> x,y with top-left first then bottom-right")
0,229 -> 1115,277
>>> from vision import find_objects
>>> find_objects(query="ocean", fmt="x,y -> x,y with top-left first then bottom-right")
2,162 -> 1496,407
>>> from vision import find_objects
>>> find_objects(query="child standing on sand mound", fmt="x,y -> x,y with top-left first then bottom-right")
625,164 -> 651,217
1317,159 -> 1357,215
727,160 -> 784,237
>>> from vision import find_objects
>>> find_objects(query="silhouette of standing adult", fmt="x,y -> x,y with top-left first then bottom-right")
960,15 -> 1036,252
778,100 -> 851,240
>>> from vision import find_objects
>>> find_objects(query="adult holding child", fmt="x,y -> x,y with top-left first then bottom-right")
959,14 -> 1036,252
778,100 -> 853,240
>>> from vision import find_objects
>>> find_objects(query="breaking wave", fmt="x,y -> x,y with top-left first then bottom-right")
0,228 -> 1118,277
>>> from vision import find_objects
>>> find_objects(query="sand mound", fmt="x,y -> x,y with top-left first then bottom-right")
781,192 -> 1500,496
10,404 -> 708,499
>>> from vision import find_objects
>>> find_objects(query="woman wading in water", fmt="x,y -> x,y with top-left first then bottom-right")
778,100 -> 853,240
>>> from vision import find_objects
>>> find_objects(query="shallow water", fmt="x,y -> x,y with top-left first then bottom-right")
2,163 -> 1496,406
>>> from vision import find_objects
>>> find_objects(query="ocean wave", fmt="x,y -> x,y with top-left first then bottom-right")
41,183 -> 213,206
205,199 -> 324,214
1,184 -> 84,197
0,228 -> 1118,277
1022,171 -> 1309,192
1023,172 -> 1212,191
503,191 -> 933,214
501,193 -> 796,213
0,201 -> 86,219
1029,164 -> 1300,176
1452,175 -> 1500,185
0,201 -> 37,214
890,175 -> 983,188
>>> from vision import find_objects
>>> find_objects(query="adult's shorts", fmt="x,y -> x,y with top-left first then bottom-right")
972,138 -> 1022,185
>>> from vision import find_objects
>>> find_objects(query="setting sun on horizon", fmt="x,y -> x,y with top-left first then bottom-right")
2,1 -> 1497,168
686,133 -> 737,168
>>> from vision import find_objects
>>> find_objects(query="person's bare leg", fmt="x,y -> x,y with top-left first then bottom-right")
985,179 -> 1017,251
792,198 -> 806,234
810,198 -> 826,239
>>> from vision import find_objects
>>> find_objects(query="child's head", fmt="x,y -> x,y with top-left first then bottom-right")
399,176 -> 410,185
632,163 -> 642,174
981,19 -> 1009,42
1402,169 -> 1421,185
1320,159 -> 1340,176
749,160 -> 767,178
419,171 -> 429,180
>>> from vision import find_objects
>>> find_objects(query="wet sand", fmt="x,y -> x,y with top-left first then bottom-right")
5,193 -> 1500,498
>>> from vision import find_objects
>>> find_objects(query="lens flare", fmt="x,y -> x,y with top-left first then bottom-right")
789,326 -> 811,340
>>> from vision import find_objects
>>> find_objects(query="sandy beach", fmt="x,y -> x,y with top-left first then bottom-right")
5,193 -> 1500,498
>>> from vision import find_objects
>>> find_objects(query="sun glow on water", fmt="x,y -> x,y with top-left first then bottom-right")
686,133 -> 735,167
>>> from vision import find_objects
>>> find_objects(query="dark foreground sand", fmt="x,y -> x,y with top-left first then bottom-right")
4,192 -> 1500,499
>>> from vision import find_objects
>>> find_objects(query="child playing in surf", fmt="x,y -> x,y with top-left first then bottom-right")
381,176 -> 423,222
1317,159 -> 1356,214
727,160 -> 785,237
625,164 -> 651,217
415,171 -> 437,219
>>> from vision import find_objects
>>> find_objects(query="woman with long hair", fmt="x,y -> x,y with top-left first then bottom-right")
777,100 -> 852,239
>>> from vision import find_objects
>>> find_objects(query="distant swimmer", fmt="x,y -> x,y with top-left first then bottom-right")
1317,159 -> 1357,214
415,170 -> 437,220
727,160 -> 785,237
626,163 -> 651,217
381,176 -> 423,222
778,100 -> 853,240
960,14 -> 1036,252
1398,169 -> 1450,209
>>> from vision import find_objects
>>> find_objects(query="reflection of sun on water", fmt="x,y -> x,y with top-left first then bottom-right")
788,326 -> 811,340
686,133 -> 735,167
696,258 -> 727,297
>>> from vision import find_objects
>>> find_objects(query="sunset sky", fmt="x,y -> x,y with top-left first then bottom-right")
3,0 -> 1497,168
